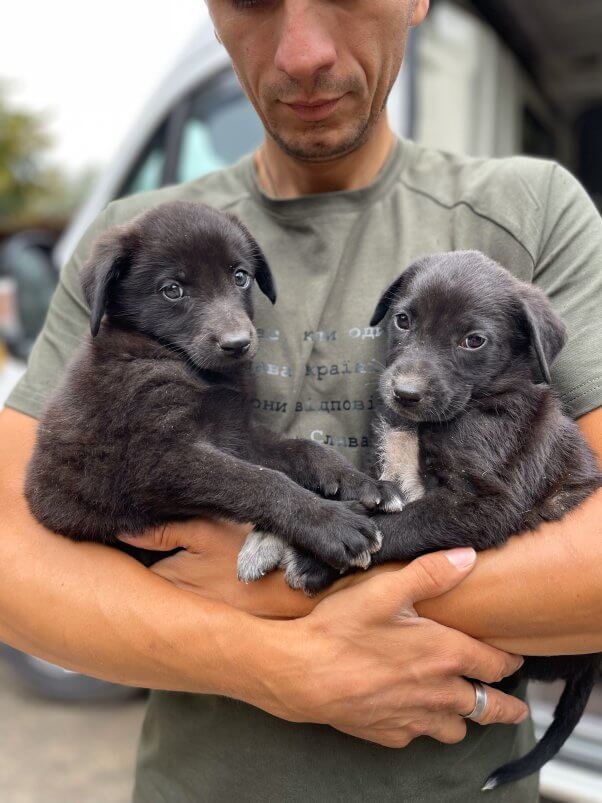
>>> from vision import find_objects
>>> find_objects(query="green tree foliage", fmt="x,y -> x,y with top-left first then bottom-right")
0,81 -> 94,227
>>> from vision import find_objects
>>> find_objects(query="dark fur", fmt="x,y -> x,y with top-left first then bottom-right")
289,250 -> 602,789
25,201 -> 401,571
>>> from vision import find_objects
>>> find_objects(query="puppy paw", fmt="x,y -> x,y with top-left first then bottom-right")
237,531 -> 286,583
375,481 -> 405,513
336,525 -> 382,569
337,473 -> 404,513
304,500 -> 382,571
281,548 -> 340,596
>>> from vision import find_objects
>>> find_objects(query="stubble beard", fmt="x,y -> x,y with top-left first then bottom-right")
267,114 -> 373,162
262,79 -> 395,163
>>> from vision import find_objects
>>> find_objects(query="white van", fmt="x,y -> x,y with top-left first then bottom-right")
5,2 -> 602,799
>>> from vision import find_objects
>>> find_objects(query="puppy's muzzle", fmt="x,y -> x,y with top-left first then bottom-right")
218,331 -> 252,357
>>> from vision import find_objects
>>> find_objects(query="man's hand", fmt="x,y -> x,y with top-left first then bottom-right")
121,526 -> 527,744
289,548 -> 527,746
119,520 -> 331,619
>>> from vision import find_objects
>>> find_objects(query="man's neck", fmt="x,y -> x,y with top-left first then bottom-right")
255,116 -> 395,198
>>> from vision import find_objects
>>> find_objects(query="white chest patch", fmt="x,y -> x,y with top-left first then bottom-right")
375,418 -> 425,503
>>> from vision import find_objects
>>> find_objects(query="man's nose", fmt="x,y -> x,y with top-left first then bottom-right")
274,2 -> 337,85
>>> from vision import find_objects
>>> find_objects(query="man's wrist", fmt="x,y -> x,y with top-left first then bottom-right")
209,611 -> 313,722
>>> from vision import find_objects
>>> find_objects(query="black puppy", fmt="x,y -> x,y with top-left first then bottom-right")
25,201 -> 401,573
277,250 -> 601,789
372,251 -> 601,790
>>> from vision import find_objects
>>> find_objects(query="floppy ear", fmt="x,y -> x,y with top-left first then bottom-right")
227,216 -> 277,304
518,285 -> 567,384
80,224 -> 136,337
251,242 -> 277,305
370,263 -> 421,326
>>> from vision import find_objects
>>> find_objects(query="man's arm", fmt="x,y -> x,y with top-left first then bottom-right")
419,407 -> 602,655
0,406 -> 528,747
140,408 -> 602,657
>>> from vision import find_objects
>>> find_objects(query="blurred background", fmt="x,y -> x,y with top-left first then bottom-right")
1,0 -> 601,800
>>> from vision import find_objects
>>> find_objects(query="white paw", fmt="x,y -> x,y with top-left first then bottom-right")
237,531 -> 286,583
380,495 -> 405,513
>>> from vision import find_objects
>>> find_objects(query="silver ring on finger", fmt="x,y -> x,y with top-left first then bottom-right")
463,680 -> 488,721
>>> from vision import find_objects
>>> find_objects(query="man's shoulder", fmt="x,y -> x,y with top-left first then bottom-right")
401,139 -> 557,211
400,140 -> 559,260
105,159 -> 252,227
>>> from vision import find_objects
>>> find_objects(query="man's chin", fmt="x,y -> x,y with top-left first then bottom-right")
268,121 -> 371,162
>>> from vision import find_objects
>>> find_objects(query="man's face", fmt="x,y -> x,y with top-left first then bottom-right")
206,0 -> 429,161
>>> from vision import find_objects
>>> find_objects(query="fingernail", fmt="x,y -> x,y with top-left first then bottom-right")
514,709 -> 529,724
444,548 -> 476,569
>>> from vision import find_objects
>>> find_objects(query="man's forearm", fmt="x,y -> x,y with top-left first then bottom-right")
415,487 -> 602,654
0,514 -> 273,700
224,489 -> 602,655
0,411 -> 282,708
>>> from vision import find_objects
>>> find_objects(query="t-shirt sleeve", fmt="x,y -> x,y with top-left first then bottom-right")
4,205 -> 111,420
533,163 -> 602,419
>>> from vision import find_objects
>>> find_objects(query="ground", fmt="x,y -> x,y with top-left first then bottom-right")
0,658 -> 145,803
1,652 -> 601,801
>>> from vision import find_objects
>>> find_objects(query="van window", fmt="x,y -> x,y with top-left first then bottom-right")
120,122 -> 168,197
117,72 -> 262,199
176,73 -> 263,183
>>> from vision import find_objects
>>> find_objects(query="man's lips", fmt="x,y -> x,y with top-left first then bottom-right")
282,95 -> 345,122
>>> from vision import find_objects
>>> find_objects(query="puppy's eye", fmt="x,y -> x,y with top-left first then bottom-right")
161,282 -> 184,301
234,269 -> 251,289
394,313 -> 410,331
459,333 -> 487,350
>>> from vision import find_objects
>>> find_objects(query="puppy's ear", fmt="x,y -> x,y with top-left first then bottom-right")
370,263 -> 420,326
227,216 -> 277,304
517,285 -> 567,384
80,223 -> 137,337
252,244 -> 277,305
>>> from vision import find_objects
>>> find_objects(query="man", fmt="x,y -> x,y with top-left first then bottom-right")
1,0 -> 601,800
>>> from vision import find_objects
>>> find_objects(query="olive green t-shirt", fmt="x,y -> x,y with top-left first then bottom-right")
7,138 -> 602,802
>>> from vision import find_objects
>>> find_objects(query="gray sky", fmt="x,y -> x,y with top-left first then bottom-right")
3,1 -> 209,173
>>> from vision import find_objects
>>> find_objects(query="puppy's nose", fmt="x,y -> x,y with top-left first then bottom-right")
393,380 -> 423,405
218,332 -> 252,355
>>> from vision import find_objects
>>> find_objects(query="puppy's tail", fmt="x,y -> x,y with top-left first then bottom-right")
482,664 -> 598,791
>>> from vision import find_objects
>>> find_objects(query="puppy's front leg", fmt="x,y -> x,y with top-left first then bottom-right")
251,484 -> 517,596
250,427 -> 402,512
151,443 -> 382,572
369,489 -> 524,564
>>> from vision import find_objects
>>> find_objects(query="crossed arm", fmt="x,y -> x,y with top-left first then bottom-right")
0,405 -> 600,748
144,407 -> 602,657
4,406 -> 601,658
